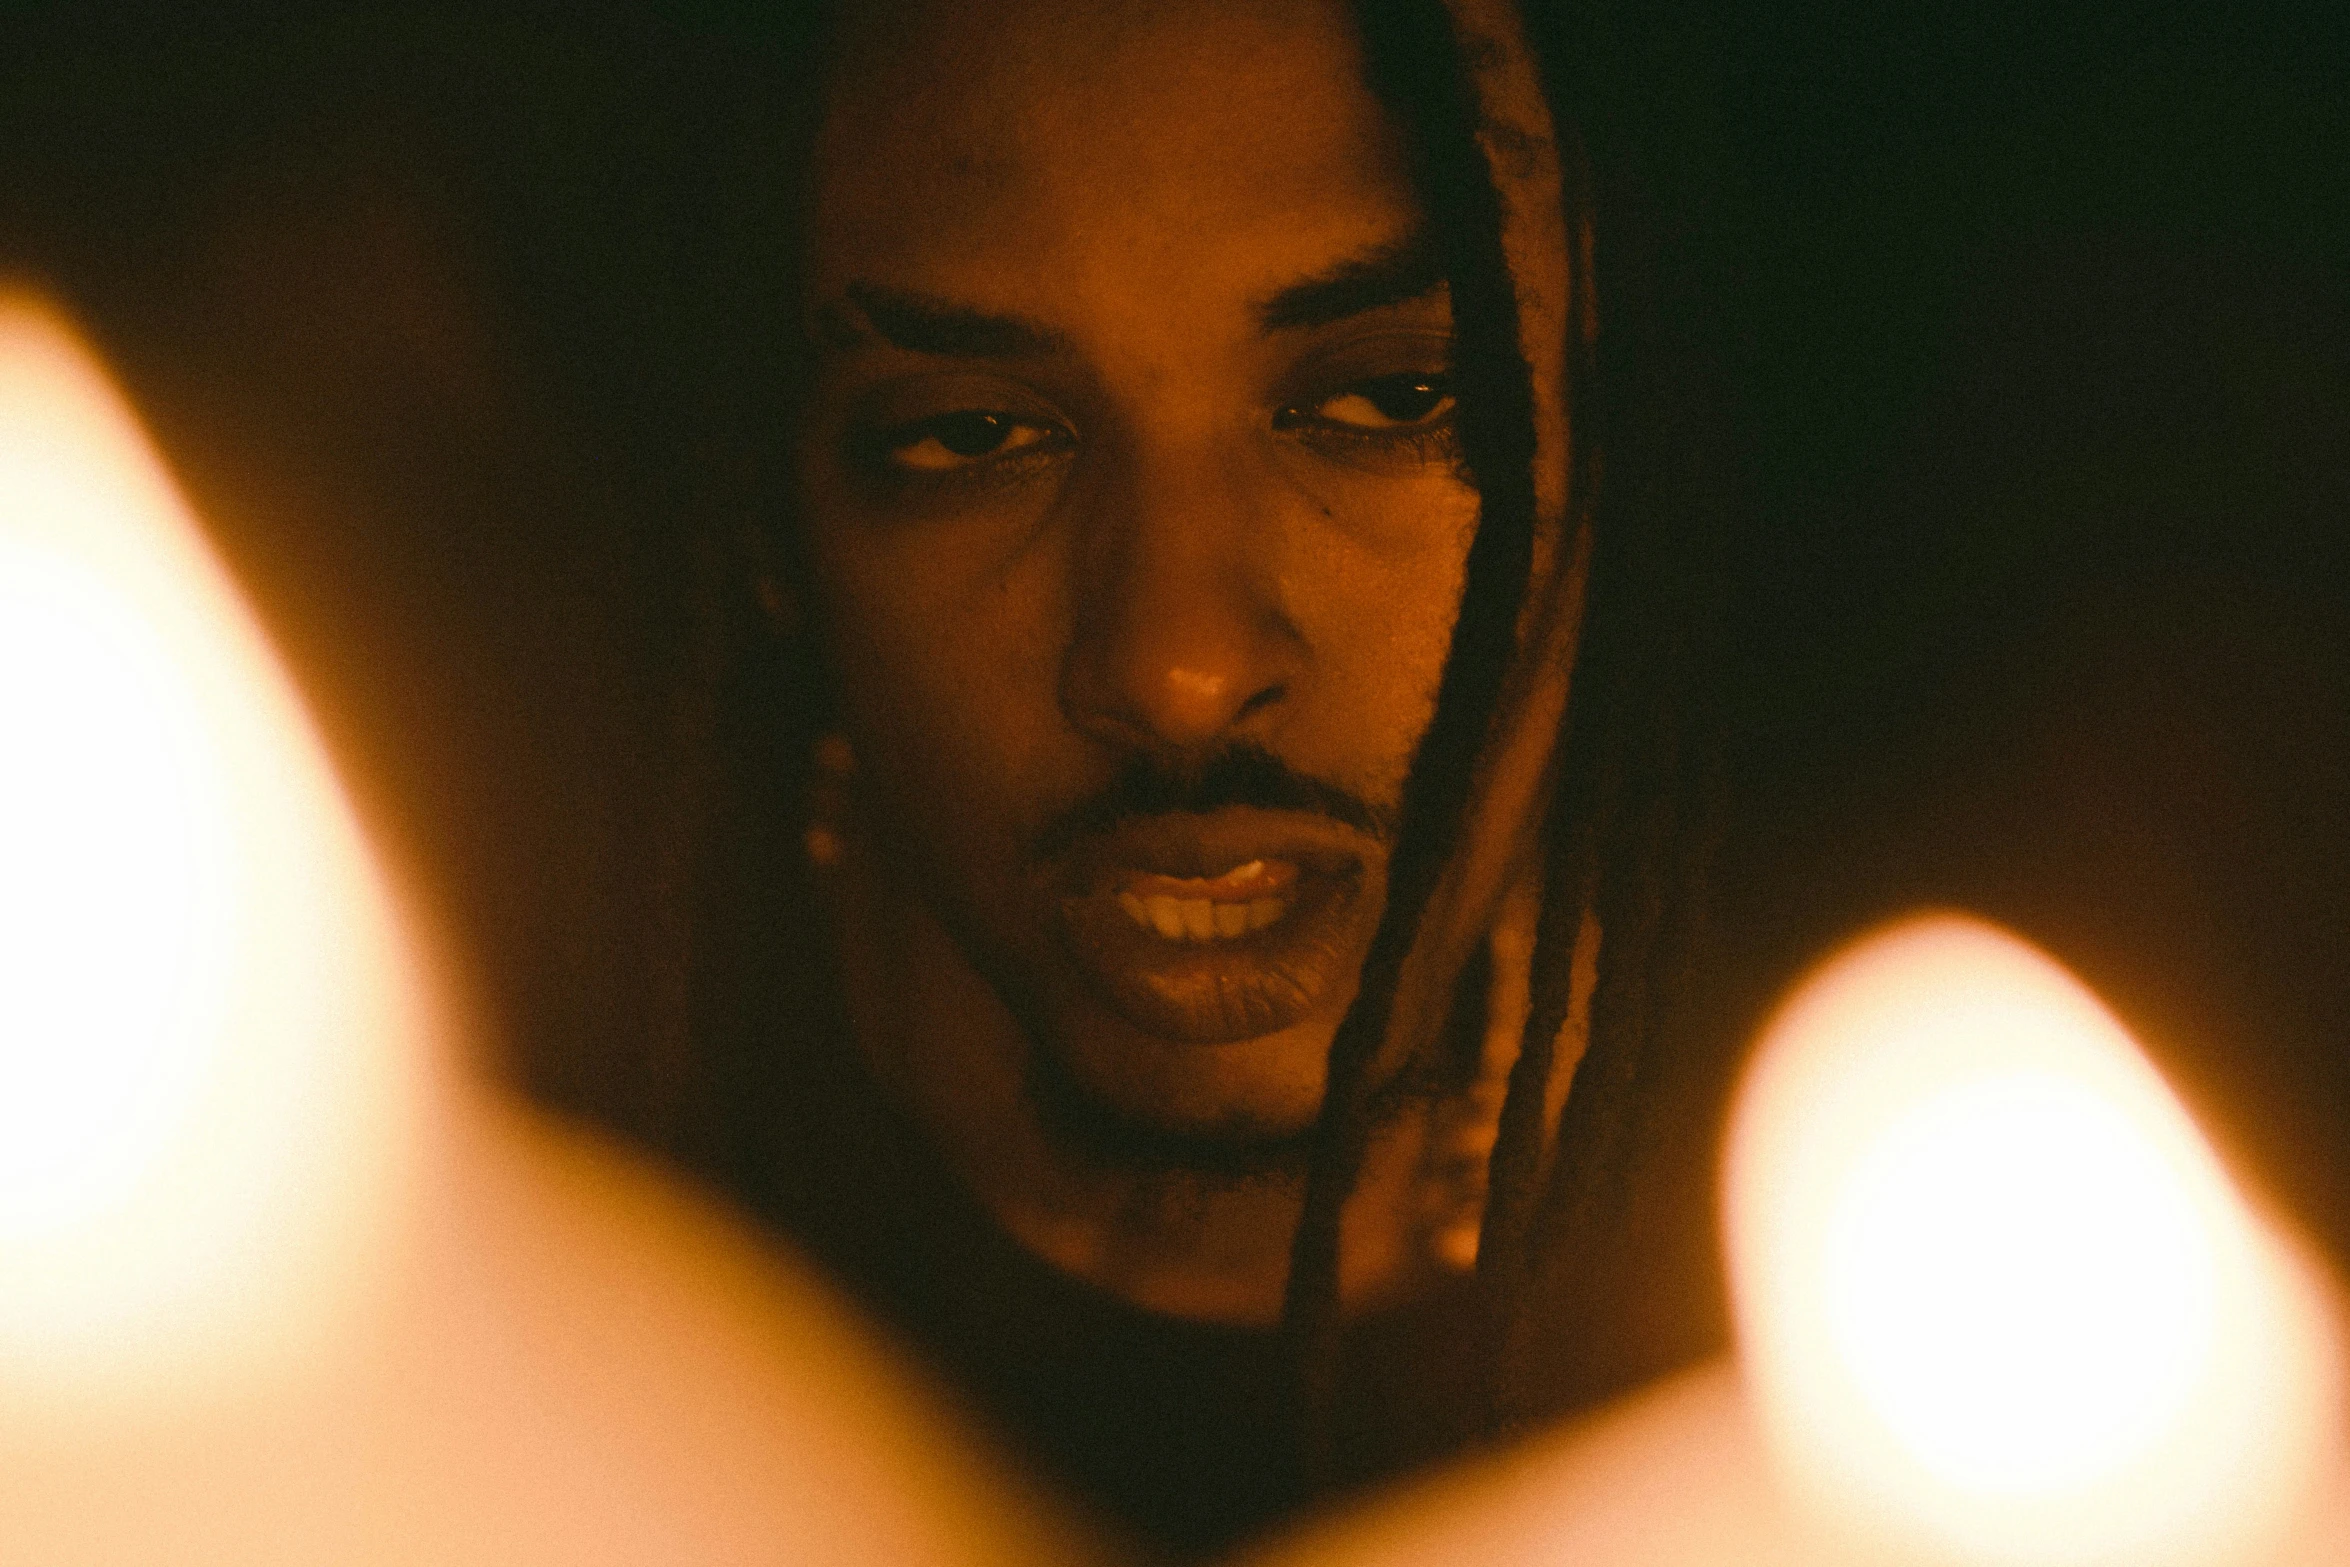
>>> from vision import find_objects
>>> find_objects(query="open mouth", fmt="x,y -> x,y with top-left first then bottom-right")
1046,811 -> 1382,1044
1113,858 -> 1297,942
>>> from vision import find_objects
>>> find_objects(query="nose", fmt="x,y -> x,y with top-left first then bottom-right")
1059,443 -> 1303,755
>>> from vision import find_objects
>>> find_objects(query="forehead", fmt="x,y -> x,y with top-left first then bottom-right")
808,0 -> 1418,324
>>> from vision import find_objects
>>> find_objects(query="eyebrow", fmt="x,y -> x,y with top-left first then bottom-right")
827,282 -> 1070,359
1256,229 -> 1445,332
819,228 -> 1446,360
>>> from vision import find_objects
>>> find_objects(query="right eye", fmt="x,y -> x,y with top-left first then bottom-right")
874,411 -> 1072,474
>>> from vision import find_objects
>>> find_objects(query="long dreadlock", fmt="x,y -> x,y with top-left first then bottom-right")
1276,0 -> 1543,1474
1281,0 -> 1723,1476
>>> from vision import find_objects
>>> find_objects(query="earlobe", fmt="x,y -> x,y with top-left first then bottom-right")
805,731 -> 857,870
754,568 -> 800,640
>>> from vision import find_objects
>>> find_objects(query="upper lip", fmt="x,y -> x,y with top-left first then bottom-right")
1044,806 -> 1376,895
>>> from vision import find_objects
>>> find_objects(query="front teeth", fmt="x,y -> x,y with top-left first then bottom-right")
1117,891 -> 1288,941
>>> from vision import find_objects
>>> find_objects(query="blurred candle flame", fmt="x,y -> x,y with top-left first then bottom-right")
0,291 -> 1075,1564
0,290 -> 427,1416
1725,911 -> 2343,1566
1243,911 -> 2346,1567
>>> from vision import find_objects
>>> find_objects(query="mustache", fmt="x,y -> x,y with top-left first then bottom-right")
1031,744 -> 1396,862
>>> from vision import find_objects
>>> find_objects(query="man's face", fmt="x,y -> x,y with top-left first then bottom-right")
795,0 -> 1480,1148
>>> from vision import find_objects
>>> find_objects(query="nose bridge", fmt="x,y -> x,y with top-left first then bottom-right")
1062,428 -> 1298,752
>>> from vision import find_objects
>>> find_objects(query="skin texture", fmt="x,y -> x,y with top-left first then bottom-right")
794,0 -> 1492,1322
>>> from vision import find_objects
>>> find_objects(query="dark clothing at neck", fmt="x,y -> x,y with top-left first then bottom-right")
738,1029 -> 1493,1562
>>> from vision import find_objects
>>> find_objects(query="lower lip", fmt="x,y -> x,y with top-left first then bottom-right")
1055,859 -> 1371,1045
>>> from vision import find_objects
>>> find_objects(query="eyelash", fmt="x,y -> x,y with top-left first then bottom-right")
850,371 -> 1459,486
1274,372 -> 1459,463
848,413 -> 1073,491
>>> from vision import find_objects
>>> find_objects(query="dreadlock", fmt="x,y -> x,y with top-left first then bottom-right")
1281,0 -> 1725,1477
1276,0 -> 1544,1476
1476,0 -> 1733,1426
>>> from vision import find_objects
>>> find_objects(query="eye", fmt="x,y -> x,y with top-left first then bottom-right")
1300,371 -> 1456,431
1272,367 -> 1461,473
879,410 -> 1069,473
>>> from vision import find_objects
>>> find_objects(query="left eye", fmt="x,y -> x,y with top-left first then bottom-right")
1297,372 -> 1455,430
881,411 -> 1064,473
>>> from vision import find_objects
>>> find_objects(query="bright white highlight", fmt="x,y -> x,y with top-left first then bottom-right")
0,292 -> 1074,1566
0,550 -> 229,1233
1824,1069 -> 2210,1497
1726,912 -> 2341,1567
1239,910 -> 2346,1567
0,293 -> 424,1411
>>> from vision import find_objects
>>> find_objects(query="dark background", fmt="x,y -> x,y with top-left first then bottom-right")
2,2 -> 2345,1259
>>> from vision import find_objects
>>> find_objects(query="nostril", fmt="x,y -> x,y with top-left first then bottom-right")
1237,684 -> 1284,720
1059,597 -> 1303,752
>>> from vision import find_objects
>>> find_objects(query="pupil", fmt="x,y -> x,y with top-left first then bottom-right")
1365,375 -> 1447,421
932,411 -> 1009,457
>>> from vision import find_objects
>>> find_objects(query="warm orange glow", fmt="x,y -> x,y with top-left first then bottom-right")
0,293 -> 1075,1564
1246,912 -> 2348,1567
1726,912 -> 2343,1566
0,292 -> 428,1416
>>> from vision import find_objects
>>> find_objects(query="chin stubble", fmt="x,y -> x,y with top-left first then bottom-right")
1017,1025 -> 1462,1189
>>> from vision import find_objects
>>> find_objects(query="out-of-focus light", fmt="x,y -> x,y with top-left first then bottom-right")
0,291 -> 427,1415
1725,912 -> 2342,1566
1243,911 -> 2346,1567
0,292 -> 1079,1565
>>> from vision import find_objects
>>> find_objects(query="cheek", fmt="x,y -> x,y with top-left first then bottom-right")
804,515 -> 1073,847
1279,468 -> 1479,788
